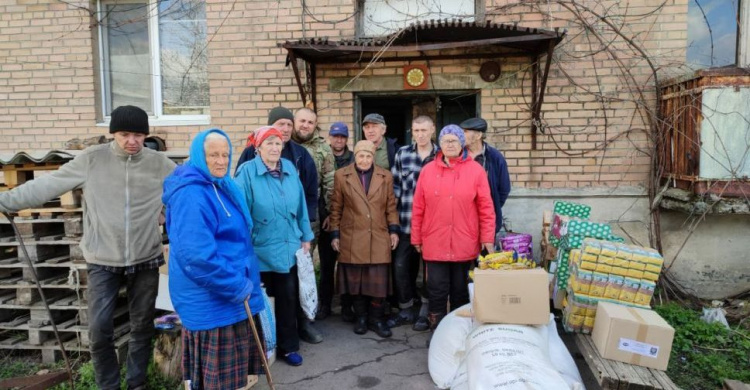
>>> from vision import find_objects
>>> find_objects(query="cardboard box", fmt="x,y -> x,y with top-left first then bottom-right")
591,301 -> 674,371
473,268 -> 550,325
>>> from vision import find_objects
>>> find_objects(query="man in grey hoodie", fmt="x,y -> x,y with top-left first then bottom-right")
0,106 -> 176,390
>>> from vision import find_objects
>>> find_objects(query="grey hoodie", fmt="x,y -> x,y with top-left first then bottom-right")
0,142 -> 176,267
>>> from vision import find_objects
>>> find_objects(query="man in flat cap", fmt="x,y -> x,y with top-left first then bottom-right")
460,117 -> 511,234
362,113 -> 400,170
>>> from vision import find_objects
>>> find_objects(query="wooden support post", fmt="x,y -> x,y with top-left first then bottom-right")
288,52 -> 308,106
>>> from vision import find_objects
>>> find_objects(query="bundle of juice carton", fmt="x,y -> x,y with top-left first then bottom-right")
562,238 -> 665,333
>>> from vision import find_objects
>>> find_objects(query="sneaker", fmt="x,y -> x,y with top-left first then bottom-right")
283,352 -> 303,366
386,306 -> 418,328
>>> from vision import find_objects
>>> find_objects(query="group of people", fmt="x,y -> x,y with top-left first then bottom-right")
0,103 -> 511,390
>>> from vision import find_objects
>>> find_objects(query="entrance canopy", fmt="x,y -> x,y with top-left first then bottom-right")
279,19 -> 566,149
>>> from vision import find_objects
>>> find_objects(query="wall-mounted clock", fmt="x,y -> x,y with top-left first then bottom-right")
403,65 -> 429,90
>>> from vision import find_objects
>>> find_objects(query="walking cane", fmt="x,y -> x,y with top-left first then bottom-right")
244,300 -> 276,390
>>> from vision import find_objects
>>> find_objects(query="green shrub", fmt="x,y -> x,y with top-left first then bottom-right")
655,303 -> 750,390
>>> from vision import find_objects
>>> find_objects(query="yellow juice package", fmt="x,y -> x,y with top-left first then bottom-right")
589,272 -> 608,297
634,280 -> 655,306
595,263 -> 612,274
597,255 -> 614,265
582,315 -> 595,334
600,242 -> 618,257
580,260 -> 597,271
611,266 -> 628,277
581,238 -> 602,255
618,277 -> 640,303
628,260 -> 646,271
626,268 -> 644,279
644,263 -> 662,274
642,271 -> 660,282
604,275 -> 624,299
613,257 -> 630,267
581,253 -> 598,263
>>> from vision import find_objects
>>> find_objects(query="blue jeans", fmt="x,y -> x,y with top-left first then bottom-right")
87,264 -> 159,390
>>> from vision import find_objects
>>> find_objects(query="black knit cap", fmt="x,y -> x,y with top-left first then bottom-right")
267,106 -> 294,126
110,105 -> 149,135
459,117 -> 488,133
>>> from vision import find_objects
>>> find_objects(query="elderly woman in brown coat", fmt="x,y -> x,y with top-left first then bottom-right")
330,140 -> 400,338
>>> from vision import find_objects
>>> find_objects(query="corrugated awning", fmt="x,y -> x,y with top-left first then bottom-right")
280,19 -> 565,64
279,19 -> 566,150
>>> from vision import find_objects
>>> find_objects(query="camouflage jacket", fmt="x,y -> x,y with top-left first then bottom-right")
292,132 -> 335,214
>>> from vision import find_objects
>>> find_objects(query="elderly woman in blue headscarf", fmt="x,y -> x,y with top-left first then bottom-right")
163,129 -> 266,390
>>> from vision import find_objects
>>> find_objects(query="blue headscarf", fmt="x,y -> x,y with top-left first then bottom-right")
187,128 -> 252,228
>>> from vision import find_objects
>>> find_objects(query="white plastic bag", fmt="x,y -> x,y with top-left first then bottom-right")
701,307 -> 730,329
428,304 -> 475,389
466,323 -> 569,390
295,248 -> 317,320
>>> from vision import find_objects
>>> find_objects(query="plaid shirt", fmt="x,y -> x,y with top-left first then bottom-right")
89,254 -> 165,275
391,143 -> 438,234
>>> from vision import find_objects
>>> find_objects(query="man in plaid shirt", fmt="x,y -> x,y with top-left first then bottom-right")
388,115 -> 438,331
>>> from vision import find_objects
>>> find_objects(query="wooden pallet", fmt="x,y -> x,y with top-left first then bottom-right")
1,162 -> 66,188
0,306 -> 128,346
575,334 -> 680,389
0,329 -> 130,363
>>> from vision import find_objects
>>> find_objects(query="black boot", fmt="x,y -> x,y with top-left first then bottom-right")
428,312 -> 446,331
353,295 -> 369,335
367,299 -> 392,338
340,294 -> 355,323
315,304 -> 331,321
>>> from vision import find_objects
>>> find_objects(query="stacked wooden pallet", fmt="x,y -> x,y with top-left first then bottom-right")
0,160 -> 130,363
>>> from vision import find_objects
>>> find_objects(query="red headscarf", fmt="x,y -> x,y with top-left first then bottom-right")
247,126 -> 283,148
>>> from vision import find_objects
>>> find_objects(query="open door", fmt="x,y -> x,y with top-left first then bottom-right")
357,91 -> 479,144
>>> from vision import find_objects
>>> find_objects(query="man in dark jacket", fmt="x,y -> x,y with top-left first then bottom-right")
362,113 -> 400,169
236,106 -> 319,222
460,117 -> 511,235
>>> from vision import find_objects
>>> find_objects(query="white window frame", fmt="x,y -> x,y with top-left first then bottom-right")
96,0 -> 210,126
356,0 -> 482,38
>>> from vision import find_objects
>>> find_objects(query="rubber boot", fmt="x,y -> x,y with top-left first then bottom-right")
340,293 -> 355,323
353,295 -> 368,335
367,299 -> 392,338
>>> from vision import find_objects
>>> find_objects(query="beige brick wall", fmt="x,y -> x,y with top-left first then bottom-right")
0,0 -> 688,189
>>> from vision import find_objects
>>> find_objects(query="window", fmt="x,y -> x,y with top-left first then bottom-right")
686,0 -> 739,69
358,0 -> 477,37
98,0 -> 209,122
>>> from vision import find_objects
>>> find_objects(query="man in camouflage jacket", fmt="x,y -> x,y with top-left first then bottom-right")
292,108 -> 336,248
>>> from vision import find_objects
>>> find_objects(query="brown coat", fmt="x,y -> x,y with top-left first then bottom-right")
330,164 -> 399,265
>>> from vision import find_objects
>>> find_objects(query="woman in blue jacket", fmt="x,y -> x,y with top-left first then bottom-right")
235,126 -> 314,367
163,129 -> 266,390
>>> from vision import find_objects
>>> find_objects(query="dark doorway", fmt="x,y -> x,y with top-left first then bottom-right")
358,91 -> 479,145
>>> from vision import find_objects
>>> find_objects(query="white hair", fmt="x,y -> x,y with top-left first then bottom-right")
204,132 -> 227,143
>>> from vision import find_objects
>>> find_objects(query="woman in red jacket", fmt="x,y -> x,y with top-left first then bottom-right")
411,124 -> 496,330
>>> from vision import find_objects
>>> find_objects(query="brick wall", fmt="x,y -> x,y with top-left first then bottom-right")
0,0 -> 688,189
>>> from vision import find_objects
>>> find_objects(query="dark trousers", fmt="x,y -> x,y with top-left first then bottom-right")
261,267 -> 300,354
317,228 -> 336,308
87,264 -> 159,390
425,260 -> 473,315
392,233 -> 420,308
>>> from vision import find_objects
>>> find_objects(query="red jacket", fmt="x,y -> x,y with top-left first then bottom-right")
411,151 -> 496,262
